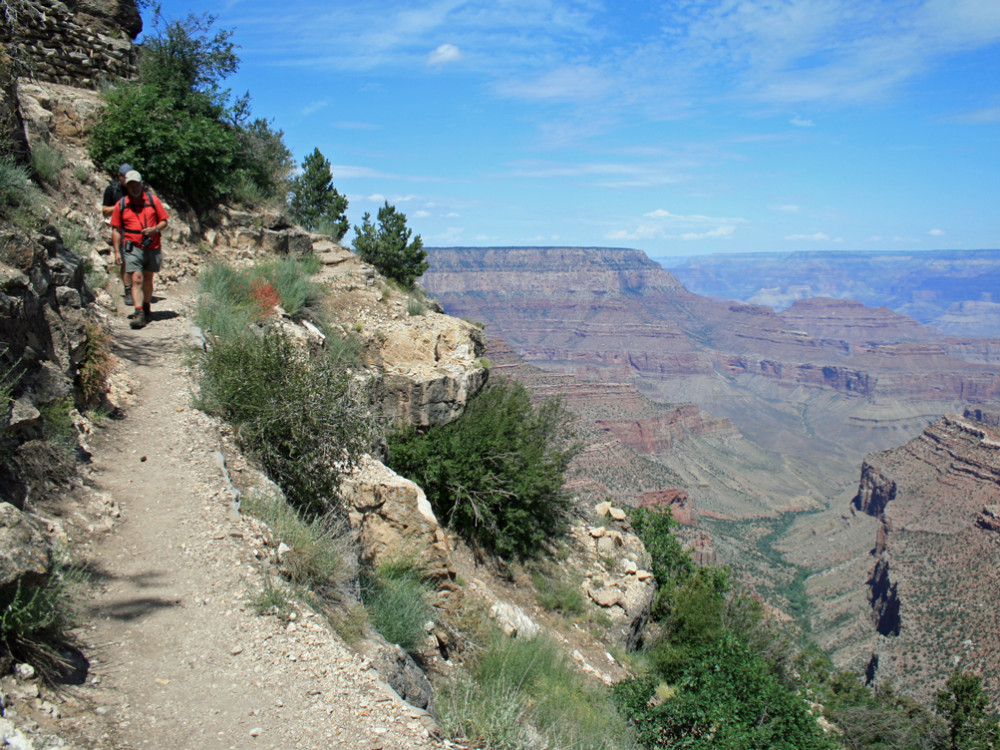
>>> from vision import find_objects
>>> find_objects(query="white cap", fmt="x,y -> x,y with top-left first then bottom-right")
124,170 -> 142,184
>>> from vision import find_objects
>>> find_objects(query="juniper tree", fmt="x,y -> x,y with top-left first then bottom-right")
288,148 -> 349,239
352,201 -> 427,289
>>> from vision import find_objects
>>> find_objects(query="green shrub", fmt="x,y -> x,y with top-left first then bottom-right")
439,634 -> 636,750
361,557 -> 432,653
388,378 -> 580,560
89,81 -> 237,206
197,331 -> 382,517
88,13 -> 292,208
0,156 -> 41,226
352,201 -> 427,289
242,491 -> 354,599
250,574 -> 292,618
195,259 -> 322,339
614,635 -> 837,750
531,564 -> 584,616
30,142 -> 65,184
78,320 -> 114,407
288,148 -> 348,239
0,560 -> 84,679
406,296 -> 426,316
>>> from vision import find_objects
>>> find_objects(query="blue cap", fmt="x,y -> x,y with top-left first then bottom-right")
118,163 -> 133,176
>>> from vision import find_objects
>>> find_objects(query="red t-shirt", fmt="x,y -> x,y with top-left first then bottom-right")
110,191 -> 169,250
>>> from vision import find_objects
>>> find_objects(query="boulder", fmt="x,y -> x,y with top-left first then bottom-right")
0,503 -> 51,590
377,316 -> 488,428
366,641 -> 437,717
341,456 -> 453,585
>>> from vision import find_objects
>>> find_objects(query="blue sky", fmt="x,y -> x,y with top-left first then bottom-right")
147,0 -> 1000,257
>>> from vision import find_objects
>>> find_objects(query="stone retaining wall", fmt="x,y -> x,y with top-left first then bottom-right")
13,0 -> 138,89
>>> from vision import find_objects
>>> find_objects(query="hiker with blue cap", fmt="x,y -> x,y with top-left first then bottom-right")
102,163 -> 134,305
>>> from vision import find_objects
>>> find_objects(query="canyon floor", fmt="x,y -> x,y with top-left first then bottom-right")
5,282 -> 452,750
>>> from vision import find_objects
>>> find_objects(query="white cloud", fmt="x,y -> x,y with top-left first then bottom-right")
644,209 -> 747,224
496,65 -> 615,103
413,210 -> 432,218
790,116 -> 814,127
771,204 -> 801,212
785,232 -> 834,241
300,99 -> 330,116
427,43 -> 462,66
430,227 -> 465,243
681,226 -> 737,240
946,103 -> 1000,124
333,121 -> 380,131
928,228 -> 945,236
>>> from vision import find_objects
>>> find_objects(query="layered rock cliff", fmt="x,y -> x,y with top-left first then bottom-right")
851,415 -> 1000,702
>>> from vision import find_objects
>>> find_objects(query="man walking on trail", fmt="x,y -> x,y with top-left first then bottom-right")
111,170 -> 168,330
102,163 -> 132,305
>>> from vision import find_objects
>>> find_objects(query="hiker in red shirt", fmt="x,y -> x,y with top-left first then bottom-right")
111,170 -> 168,329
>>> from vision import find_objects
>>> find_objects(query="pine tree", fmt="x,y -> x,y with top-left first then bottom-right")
288,148 -> 349,239
352,201 -> 427,288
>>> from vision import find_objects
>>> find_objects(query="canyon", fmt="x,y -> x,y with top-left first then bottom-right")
423,246 -> 1000,697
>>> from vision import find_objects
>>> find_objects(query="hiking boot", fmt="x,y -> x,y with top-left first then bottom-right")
124,287 -> 133,306
129,309 -> 146,329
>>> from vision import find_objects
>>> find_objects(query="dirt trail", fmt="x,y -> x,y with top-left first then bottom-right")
70,284 -> 447,750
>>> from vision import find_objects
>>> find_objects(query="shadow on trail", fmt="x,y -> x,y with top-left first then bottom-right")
81,561 -> 182,622
88,596 -> 181,622
109,321 -> 175,366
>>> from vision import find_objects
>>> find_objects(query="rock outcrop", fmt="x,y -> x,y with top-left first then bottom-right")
11,0 -> 139,89
851,415 -> 1000,702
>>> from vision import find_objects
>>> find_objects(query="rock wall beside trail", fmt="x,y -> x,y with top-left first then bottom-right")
11,0 -> 139,90
0,223 -> 93,507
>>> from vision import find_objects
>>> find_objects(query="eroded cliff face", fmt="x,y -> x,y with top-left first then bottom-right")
851,415 -> 1000,702
424,247 -> 1000,523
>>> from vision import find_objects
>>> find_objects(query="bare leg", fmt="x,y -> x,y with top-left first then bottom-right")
131,270 -> 145,309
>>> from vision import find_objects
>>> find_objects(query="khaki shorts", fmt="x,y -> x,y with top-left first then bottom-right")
123,242 -> 162,274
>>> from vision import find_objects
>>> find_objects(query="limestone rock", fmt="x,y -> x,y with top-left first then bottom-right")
489,600 -> 540,639
377,316 -> 488,429
341,456 -> 452,584
0,503 -> 52,590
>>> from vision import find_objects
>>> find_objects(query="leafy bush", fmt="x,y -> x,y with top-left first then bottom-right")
197,331 -> 382,517
89,81 -> 237,206
88,13 -> 292,207
361,557 -> 432,653
388,378 -> 580,560
628,505 -> 695,618
614,635 -> 837,750
288,148 -> 348,239
438,634 -> 636,750
352,201 -> 427,289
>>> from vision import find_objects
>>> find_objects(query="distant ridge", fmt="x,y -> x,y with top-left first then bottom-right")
659,248 -> 1000,337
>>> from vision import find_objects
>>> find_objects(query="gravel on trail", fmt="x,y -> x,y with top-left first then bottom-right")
53,285 -> 455,750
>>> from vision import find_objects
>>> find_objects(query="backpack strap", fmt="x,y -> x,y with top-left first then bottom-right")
118,191 -> 152,236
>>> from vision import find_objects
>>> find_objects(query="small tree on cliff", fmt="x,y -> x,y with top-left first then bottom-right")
352,201 -> 427,289
935,670 -> 1000,750
288,147 -> 349,239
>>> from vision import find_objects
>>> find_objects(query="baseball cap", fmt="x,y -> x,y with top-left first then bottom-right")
118,163 -> 133,176
124,170 -> 142,185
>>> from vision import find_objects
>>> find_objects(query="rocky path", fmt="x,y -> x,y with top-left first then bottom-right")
62,284 -> 448,750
